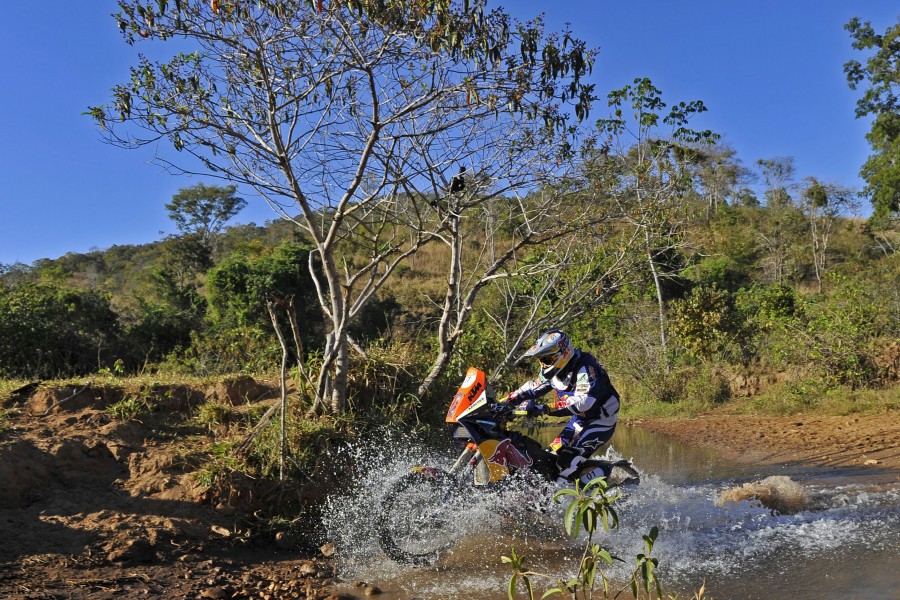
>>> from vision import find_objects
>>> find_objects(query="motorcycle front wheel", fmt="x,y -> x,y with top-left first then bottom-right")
378,469 -> 470,566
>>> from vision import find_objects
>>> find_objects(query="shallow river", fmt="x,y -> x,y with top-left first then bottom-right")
324,425 -> 900,599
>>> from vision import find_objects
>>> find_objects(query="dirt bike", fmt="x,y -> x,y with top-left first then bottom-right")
378,367 -> 640,565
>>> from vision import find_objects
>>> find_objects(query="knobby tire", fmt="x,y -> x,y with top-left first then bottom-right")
378,470 -> 466,566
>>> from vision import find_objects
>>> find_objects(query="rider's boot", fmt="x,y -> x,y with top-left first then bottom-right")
555,449 -> 586,484
555,448 -> 613,486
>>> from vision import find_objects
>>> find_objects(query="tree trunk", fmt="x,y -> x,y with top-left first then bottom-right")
317,247 -> 350,414
416,215 -> 461,401
267,301 -> 289,482
416,348 -> 453,402
330,340 -> 349,414
646,235 -> 670,375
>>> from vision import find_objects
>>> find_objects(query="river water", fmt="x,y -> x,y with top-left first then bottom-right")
323,424 -> 900,599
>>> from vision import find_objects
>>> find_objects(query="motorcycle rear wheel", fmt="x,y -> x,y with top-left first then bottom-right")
378,469 -> 469,566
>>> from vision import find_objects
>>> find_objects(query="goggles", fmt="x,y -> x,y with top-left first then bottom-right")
537,352 -> 560,366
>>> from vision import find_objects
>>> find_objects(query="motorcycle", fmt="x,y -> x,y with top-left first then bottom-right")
378,367 -> 640,565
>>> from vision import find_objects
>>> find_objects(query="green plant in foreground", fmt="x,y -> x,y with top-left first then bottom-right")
503,477 -> 708,600
195,440 -> 245,487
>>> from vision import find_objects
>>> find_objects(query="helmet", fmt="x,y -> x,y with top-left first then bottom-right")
523,329 -> 574,378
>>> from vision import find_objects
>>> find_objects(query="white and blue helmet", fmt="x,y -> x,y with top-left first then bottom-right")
523,329 -> 574,378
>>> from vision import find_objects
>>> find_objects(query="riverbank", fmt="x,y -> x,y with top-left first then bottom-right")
628,410 -> 900,472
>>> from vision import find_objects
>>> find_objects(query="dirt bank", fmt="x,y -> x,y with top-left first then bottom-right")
629,410 -> 900,472
0,378 -> 351,600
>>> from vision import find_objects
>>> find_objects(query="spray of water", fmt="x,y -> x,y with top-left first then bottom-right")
322,433 -> 900,599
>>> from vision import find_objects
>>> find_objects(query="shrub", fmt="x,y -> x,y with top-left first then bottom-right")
196,402 -> 234,430
671,284 -> 741,362
0,282 -> 121,378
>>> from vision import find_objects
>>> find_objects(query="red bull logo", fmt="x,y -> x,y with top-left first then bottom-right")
485,438 -> 533,469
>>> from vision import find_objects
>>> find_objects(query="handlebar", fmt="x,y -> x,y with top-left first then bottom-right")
490,401 -> 543,418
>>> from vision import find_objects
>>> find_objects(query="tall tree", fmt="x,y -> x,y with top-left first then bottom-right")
755,156 -> 801,283
799,178 -> 859,293
694,144 -> 750,217
166,183 -> 247,250
756,156 -> 795,207
844,17 -> 900,228
90,1 -> 596,413
593,78 -> 719,374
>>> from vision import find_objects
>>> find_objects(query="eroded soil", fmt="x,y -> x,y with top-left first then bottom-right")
0,379 -> 356,600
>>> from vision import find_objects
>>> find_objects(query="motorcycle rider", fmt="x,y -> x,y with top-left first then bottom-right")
505,329 -> 620,483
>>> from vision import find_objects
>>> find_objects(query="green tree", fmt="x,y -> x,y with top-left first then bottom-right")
593,77 -> 719,374
671,284 -> 740,362
844,17 -> 900,228
166,183 -> 247,251
90,0 -> 597,413
207,243 -> 320,342
694,144 -> 750,217
0,283 -> 121,378
197,243 -> 323,377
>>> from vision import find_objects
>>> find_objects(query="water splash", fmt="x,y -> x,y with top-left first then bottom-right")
717,475 -> 808,514
322,432 -> 900,599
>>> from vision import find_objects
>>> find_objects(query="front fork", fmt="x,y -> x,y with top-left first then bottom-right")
448,443 -> 479,476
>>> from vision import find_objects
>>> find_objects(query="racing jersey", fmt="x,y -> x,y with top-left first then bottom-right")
513,350 -> 619,420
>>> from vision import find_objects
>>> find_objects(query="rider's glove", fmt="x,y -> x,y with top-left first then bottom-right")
514,398 -> 546,417
527,404 -> 548,417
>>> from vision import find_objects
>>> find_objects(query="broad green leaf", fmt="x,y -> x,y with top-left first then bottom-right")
564,498 -> 580,536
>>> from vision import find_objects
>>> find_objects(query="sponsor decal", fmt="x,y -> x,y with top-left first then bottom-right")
486,438 -> 533,469
575,370 -> 590,392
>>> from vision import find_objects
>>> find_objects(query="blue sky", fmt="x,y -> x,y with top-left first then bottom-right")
1,1 -> 896,266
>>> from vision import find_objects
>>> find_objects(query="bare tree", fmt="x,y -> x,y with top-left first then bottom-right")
413,164 -> 637,400
90,1 -> 596,413
483,220 -> 642,382
755,157 -> 802,284
800,178 -> 860,293
757,157 -> 796,207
